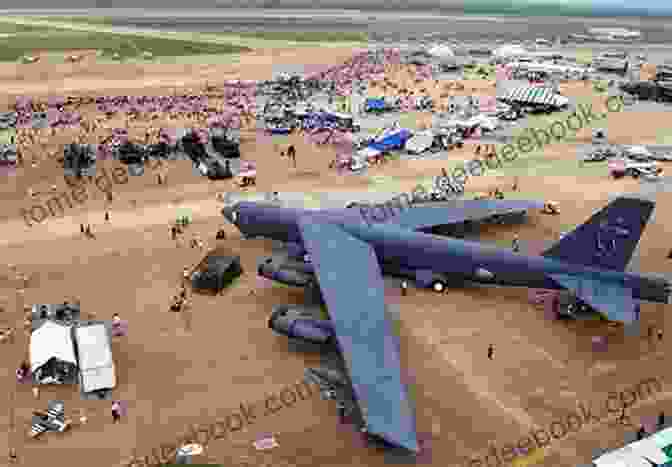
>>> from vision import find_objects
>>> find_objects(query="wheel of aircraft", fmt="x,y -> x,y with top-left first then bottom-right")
432,280 -> 446,293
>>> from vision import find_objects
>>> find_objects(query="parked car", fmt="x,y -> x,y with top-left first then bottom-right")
649,152 -> 672,162
583,147 -> 618,162
593,51 -> 629,74
609,159 -> 662,179
622,145 -> 654,161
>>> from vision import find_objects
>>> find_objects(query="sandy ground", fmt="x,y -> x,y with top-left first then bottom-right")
2,46 -> 672,467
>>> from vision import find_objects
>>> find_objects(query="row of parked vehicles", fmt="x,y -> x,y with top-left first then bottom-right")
583,143 -> 669,180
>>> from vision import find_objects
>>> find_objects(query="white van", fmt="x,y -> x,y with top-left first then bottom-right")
72,323 -> 116,393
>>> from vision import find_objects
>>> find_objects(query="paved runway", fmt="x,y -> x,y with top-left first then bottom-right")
5,8 -> 672,45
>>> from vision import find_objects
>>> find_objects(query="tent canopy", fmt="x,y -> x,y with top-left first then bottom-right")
73,324 -> 116,393
357,146 -> 382,158
30,321 -> 78,373
405,131 -> 435,154
592,427 -> 672,466
494,44 -> 528,58
427,44 -> 455,58
501,86 -> 567,106
365,98 -> 386,111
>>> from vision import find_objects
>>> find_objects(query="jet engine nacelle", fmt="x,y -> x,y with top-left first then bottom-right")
269,307 -> 335,345
304,366 -> 349,391
285,242 -> 306,258
258,263 -> 313,287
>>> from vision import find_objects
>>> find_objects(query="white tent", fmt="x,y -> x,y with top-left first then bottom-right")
427,44 -> 455,58
357,146 -> 382,159
494,44 -> 528,59
592,427 -> 672,466
405,130 -> 435,154
30,321 -> 77,374
73,324 -> 116,393
502,86 -> 568,107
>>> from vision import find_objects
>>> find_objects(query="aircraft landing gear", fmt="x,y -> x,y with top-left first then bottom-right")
430,275 -> 465,293
556,295 -> 602,321
305,279 -> 325,305
431,280 -> 446,293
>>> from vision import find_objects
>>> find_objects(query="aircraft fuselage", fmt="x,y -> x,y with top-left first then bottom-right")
225,202 -> 669,304
341,222 -> 667,304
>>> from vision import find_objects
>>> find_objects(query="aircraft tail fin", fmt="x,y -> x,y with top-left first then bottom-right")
541,197 -> 654,271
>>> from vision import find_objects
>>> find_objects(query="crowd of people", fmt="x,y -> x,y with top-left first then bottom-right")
8,83 -> 259,172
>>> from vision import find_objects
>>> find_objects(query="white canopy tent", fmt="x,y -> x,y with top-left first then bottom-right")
592,426 -> 672,466
501,86 -> 569,107
30,321 -> 77,374
427,44 -> 455,58
405,130 -> 435,154
73,324 -> 116,393
494,44 -> 528,59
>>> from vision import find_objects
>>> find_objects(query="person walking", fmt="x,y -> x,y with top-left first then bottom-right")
182,299 -> 192,332
487,344 -> 494,360
401,280 -> 408,296
105,211 -> 109,222
183,267 -> 191,285
659,412 -> 666,430
112,400 -> 121,423
78,408 -> 88,426
336,400 -> 348,423
657,328 -> 664,342
287,145 -> 296,167
80,223 -> 85,234
512,234 -> 520,253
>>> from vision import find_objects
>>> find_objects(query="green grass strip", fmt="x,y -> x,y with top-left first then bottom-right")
0,28 -> 251,62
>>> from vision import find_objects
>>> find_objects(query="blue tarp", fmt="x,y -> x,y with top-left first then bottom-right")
365,98 -> 386,111
268,127 -> 292,134
368,129 -> 412,152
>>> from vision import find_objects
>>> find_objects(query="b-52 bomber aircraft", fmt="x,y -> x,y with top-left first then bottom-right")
222,196 -> 671,452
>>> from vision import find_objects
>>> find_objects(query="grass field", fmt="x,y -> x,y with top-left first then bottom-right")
32,16 -> 370,43
0,27 -> 251,62
0,22 -> 52,34
0,16 -> 368,62
0,128 -> 16,144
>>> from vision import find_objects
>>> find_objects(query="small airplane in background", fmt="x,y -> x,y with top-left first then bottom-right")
30,400 -> 72,439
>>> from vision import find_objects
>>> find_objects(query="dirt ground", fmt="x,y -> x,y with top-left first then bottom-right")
1,46 -> 672,467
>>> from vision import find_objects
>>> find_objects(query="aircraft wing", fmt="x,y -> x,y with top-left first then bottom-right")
382,199 -> 545,231
548,273 -> 637,323
297,218 -> 419,452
